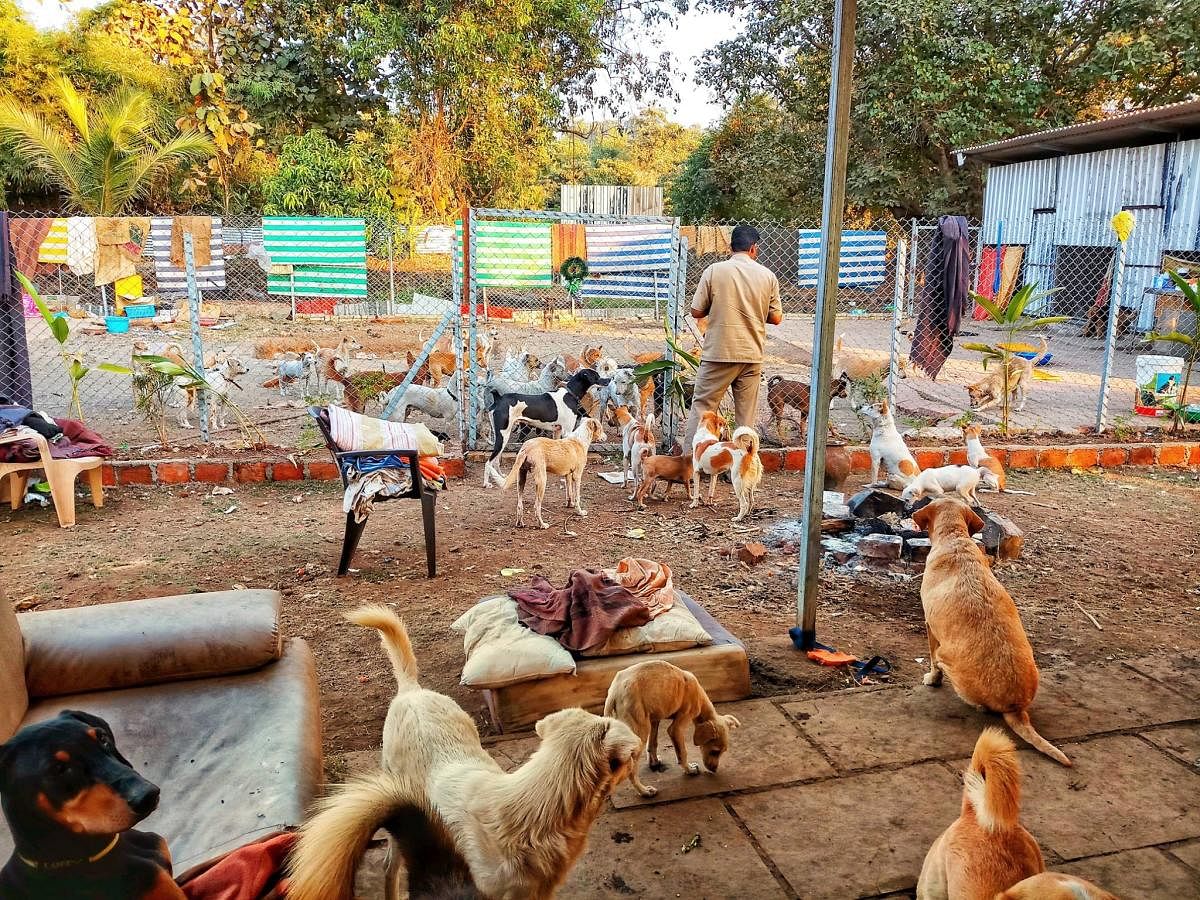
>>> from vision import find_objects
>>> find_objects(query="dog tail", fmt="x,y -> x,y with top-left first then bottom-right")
502,445 -> 531,490
733,425 -> 760,455
835,333 -> 845,352
261,377 -> 281,388
962,728 -> 1024,832
1003,709 -> 1071,766
1038,336 -> 1048,356
345,605 -> 419,688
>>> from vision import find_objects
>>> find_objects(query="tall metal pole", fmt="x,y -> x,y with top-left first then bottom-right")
1095,237 -> 1129,432
793,0 -> 857,651
183,232 -> 209,443
888,237 -> 907,406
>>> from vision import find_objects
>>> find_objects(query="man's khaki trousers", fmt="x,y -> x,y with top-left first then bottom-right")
681,360 -> 762,450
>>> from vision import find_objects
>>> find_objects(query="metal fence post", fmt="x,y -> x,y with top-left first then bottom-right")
664,232 -> 687,449
1095,237 -> 1129,432
466,207 -> 479,449
183,232 -> 209,443
906,219 -> 920,316
794,0 -> 857,652
387,224 -> 397,317
888,237 -> 908,405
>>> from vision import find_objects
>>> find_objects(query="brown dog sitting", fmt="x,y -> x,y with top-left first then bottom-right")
766,373 -> 849,440
604,660 -> 740,797
0,710 -> 184,899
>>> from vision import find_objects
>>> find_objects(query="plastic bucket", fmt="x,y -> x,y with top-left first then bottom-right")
1134,354 -> 1184,416
105,315 -> 130,334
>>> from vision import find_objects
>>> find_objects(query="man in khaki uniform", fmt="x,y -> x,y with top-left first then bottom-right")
683,224 -> 782,450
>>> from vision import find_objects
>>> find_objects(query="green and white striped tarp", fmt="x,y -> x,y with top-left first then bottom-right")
453,220 -> 552,288
263,217 -> 369,299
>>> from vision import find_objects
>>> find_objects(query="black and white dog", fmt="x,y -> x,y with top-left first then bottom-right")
483,368 -> 608,487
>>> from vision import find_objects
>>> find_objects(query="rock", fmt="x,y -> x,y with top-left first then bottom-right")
822,500 -> 851,519
820,517 -> 855,534
847,488 -> 906,519
905,537 -> 932,562
821,537 -> 858,563
979,511 -> 1024,560
858,533 -> 903,560
856,517 -> 895,536
737,541 -> 768,566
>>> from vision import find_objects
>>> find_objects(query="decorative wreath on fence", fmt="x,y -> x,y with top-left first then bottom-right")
560,256 -> 588,294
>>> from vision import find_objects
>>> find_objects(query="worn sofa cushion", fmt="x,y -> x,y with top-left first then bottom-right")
21,590 -> 283,699
0,639 -> 322,879
452,595 -> 576,688
0,589 -> 28,741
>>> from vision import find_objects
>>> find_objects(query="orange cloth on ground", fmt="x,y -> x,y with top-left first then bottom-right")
171,216 -> 213,268
610,557 -> 675,618
551,223 -> 588,270
178,831 -> 294,900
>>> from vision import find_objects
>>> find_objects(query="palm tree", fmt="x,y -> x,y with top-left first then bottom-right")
0,77 -> 213,214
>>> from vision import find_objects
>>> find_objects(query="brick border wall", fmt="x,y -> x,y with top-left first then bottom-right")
98,441 -> 1199,487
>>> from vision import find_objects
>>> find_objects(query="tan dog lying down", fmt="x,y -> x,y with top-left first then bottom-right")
604,660 -> 740,798
503,417 -> 605,528
999,873 -> 1119,900
917,728 -> 1044,900
914,499 -> 1070,766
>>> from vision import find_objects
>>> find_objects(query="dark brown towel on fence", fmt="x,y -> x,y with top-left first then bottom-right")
170,216 -> 213,268
7,217 -> 52,277
511,569 -> 651,652
910,215 -> 972,380
0,417 -> 114,462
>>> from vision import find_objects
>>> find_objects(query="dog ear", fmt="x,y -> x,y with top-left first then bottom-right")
722,715 -> 741,731
964,506 -> 986,536
911,503 -> 934,533
692,721 -> 715,744
62,709 -> 111,731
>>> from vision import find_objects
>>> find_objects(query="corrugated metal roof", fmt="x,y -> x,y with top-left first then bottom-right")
956,99 -> 1200,165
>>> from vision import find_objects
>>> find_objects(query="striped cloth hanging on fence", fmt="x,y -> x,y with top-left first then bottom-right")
262,217 -> 369,299
584,223 -> 673,273
37,218 -> 68,264
149,217 -> 226,292
797,229 -> 887,288
453,220 -> 552,288
578,272 -> 673,305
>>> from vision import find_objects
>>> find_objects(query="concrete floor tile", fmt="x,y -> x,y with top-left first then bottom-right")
1057,847 -> 1200,897
611,699 -> 835,809
1125,652 -> 1200,701
973,736 -> 1200,861
782,685 -> 989,770
1032,665 -> 1198,739
563,798 -> 787,899
1141,724 -> 1200,771
1167,839 -> 1200,872
731,762 -> 961,899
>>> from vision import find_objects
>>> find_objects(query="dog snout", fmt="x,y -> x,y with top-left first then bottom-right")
124,778 -> 161,819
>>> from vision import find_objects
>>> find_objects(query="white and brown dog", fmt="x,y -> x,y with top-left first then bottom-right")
961,423 -> 1007,492
901,464 -> 999,506
503,417 -> 606,528
858,399 -> 920,490
614,408 -> 656,492
604,660 -> 740,798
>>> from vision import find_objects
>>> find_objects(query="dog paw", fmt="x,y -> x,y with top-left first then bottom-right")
922,672 -> 942,686
637,785 -> 659,797
685,763 -> 701,776
648,760 -> 667,772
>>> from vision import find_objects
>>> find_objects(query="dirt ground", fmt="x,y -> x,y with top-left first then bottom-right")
3,464 -> 1199,756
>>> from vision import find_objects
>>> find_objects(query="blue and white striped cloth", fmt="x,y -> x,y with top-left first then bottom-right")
578,272 -> 673,305
797,229 -> 887,287
584,223 -> 673,273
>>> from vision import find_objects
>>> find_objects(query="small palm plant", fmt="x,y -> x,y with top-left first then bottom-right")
16,273 -> 130,420
964,282 -> 1068,434
1143,270 -> 1200,433
633,318 -> 700,423
0,77 -> 212,214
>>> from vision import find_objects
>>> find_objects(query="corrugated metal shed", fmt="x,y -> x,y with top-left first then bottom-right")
559,185 -> 665,216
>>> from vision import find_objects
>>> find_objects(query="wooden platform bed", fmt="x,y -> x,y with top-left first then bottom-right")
481,592 -> 751,732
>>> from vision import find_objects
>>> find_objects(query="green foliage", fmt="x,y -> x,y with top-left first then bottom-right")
262,130 -> 393,219
1142,270 -> 1200,432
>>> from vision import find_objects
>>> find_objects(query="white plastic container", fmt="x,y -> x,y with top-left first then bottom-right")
1134,354 -> 1185,416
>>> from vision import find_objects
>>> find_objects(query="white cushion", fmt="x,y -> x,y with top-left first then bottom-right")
580,601 -> 714,658
452,596 -> 576,688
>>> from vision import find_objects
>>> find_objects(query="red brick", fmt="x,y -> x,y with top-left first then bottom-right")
1037,447 -> 1069,469
235,462 -> 267,483
1006,448 -> 1037,469
849,448 -> 872,473
1097,446 -> 1129,468
1065,447 -> 1098,468
156,462 -> 190,484
440,457 -> 465,479
947,448 -> 969,466
914,449 -> 947,470
759,451 -> 783,473
270,461 -> 303,481
1158,443 -> 1188,466
1127,444 -> 1156,466
784,449 -> 806,471
306,461 -> 341,481
117,464 -> 153,485
102,464 -> 116,487
193,462 -> 231,484
989,448 -> 1009,464
1187,444 -> 1200,467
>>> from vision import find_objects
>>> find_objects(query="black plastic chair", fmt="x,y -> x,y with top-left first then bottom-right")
309,407 -> 436,578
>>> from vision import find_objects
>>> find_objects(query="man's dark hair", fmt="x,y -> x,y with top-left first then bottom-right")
731,224 -> 760,252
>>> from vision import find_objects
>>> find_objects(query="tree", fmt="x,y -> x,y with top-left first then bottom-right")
696,0 -> 1200,218
0,76 -> 213,214
262,130 -> 392,219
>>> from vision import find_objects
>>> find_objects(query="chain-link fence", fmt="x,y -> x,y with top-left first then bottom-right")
6,209 -> 1171,454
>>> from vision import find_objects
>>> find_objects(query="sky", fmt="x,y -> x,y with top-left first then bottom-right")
15,0 -> 740,127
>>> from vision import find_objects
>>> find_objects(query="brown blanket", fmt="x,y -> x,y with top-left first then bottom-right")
0,418 -> 114,462
171,216 -> 213,268
511,569 -> 651,652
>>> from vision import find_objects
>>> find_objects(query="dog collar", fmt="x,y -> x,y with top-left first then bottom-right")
17,834 -> 119,870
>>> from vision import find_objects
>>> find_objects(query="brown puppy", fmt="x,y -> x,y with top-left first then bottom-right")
503,417 -> 605,528
633,450 -> 694,509
961,424 -> 1007,492
766,373 -> 849,439
998,873 -> 1119,900
917,728 -> 1044,900
913,499 -> 1070,766
604,660 -> 740,798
